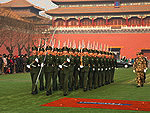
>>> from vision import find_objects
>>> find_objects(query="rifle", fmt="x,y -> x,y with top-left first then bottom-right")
35,52 -> 48,85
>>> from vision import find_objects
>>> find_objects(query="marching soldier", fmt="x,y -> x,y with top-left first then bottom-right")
57,48 -> 64,90
88,49 -> 94,90
68,48 -> 75,91
59,47 -> 70,96
80,48 -> 90,91
108,52 -> 112,84
52,48 -> 59,91
44,46 -> 55,96
97,51 -> 103,87
111,53 -> 117,83
101,51 -> 106,86
26,41 -> 117,96
26,46 -> 39,95
38,48 -> 45,91
133,52 -> 147,87
73,48 -> 80,90
105,52 -> 110,85
93,50 -> 99,89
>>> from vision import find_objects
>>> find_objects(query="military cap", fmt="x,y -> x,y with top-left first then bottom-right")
74,48 -> 79,52
46,46 -> 52,51
32,46 -> 38,51
99,51 -> 103,54
83,48 -> 88,52
24,54 -> 27,57
59,48 -> 63,52
136,52 -> 141,55
94,50 -> 98,53
96,50 -> 99,54
69,48 -> 74,52
39,47 -> 44,52
112,53 -> 115,55
62,46 -> 69,51
20,55 -> 24,58
105,52 -> 109,55
53,48 -> 57,51
88,49 -> 93,53
139,52 -> 144,55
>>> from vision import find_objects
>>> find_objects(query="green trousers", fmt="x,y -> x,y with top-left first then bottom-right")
30,72 -> 38,93
63,67 -> 69,95
45,72 -> 53,92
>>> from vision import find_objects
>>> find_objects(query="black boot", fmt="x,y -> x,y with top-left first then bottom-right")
46,91 -> 52,96
64,93 -> 68,96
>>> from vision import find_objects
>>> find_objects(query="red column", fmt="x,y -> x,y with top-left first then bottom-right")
65,18 -> 67,27
52,17 -> 55,28
106,17 -> 108,26
126,17 -> 128,26
141,17 -> 143,26
92,18 -> 94,27
78,18 -> 80,27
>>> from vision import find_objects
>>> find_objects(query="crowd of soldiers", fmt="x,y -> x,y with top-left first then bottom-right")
133,52 -> 148,87
0,54 -> 29,74
26,46 -> 117,96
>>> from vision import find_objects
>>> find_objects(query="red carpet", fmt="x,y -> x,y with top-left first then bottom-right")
41,97 -> 150,111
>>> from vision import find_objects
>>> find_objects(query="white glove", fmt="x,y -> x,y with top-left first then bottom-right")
98,68 -> 100,71
93,68 -> 95,71
67,58 -> 70,62
146,68 -> 148,70
38,64 -> 40,67
41,63 -> 44,67
78,68 -> 80,71
133,70 -> 135,73
144,69 -> 146,73
26,65 -> 30,69
105,68 -> 107,71
80,65 -> 84,68
109,68 -> 111,70
101,68 -> 103,71
59,65 -> 62,68
35,58 -> 39,63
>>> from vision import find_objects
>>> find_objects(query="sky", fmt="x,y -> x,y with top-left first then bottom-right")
0,0 -> 58,11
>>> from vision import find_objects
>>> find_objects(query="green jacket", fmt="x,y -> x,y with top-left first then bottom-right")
26,55 -> 39,73
44,54 -> 55,73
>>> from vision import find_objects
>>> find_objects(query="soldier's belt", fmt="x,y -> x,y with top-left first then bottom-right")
63,65 -> 68,68
31,65 -> 36,68
46,64 -> 53,67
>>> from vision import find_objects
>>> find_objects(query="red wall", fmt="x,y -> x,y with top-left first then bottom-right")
54,33 -> 150,59
1,33 -> 150,59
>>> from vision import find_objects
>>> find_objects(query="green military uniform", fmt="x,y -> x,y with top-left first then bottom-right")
44,46 -> 55,96
58,49 -> 64,90
59,47 -> 70,96
38,48 -> 45,91
93,52 -> 99,88
104,53 -> 109,85
97,52 -> 103,87
68,48 -> 75,91
26,47 -> 39,95
52,48 -> 59,91
111,53 -> 117,83
81,48 -> 90,91
73,49 -> 80,90
88,50 -> 95,90
101,52 -> 106,86
107,53 -> 112,84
